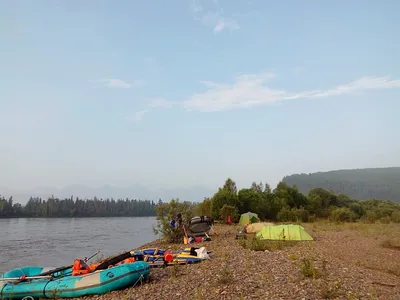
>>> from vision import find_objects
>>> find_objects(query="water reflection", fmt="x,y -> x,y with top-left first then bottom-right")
0,217 -> 157,272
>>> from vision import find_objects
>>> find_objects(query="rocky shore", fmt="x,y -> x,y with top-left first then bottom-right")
68,222 -> 399,300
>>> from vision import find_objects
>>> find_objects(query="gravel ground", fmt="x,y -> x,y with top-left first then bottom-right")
67,223 -> 400,300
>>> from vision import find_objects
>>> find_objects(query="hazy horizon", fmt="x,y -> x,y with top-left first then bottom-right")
3,166 -> 400,205
1,1 -> 399,196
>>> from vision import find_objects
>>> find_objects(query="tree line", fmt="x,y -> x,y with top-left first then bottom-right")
282,167 -> 400,202
0,196 -> 156,218
2,177 -> 400,222
194,178 -> 400,223
151,178 -> 400,243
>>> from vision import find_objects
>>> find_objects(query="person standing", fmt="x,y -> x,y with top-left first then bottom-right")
175,213 -> 183,229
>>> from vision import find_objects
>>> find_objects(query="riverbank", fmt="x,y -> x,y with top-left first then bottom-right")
70,222 -> 399,299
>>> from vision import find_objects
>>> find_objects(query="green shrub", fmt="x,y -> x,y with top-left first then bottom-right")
220,204 -> 239,223
153,199 -> 195,243
391,211 -> 400,223
360,210 -> 378,223
330,207 -> 358,223
380,216 -> 391,224
299,257 -> 319,278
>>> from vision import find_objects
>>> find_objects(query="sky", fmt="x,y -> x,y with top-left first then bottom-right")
1,0 -> 399,193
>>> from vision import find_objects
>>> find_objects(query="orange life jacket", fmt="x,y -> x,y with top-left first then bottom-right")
115,257 -> 136,266
72,259 -> 91,276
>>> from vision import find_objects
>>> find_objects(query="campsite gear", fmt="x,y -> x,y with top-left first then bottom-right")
138,247 -> 212,257
194,247 -> 210,260
170,219 -> 176,229
93,250 -> 137,271
239,212 -> 260,226
181,225 -> 190,244
0,262 -> 150,299
72,259 -> 92,276
189,216 -> 213,226
227,216 -> 232,224
182,223 -> 189,238
245,222 -> 275,234
235,230 -> 247,240
130,247 -> 210,268
163,251 -> 174,263
131,250 -> 202,268
188,216 -> 213,235
144,254 -> 201,268
209,224 -> 218,235
38,250 -> 100,277
256,224 -> 314,241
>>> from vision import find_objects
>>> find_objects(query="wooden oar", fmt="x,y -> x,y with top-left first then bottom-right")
0,275 -> 52,281
182,223 -> 190,244
38,250 -> 100,277
92,251 -> 133,271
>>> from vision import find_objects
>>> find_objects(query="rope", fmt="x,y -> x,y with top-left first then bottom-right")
130,274 -> 145,289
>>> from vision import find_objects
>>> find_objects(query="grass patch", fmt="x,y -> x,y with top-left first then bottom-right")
355,260 -> 400,277
380,239 -> 400,250
387,265 -> 400,277
299,257 -> 320,278
307,221 -> 400,234
239,235 -> 296,251
288,254 -> 298,261
194,288 -> 205,300
320,280 -> 341,299
217,264 -> 234,285
169,264 -> 180,278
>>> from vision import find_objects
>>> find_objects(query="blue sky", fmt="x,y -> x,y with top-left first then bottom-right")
1,0 -> 399,192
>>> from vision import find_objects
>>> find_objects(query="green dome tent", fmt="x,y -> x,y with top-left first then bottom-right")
239,212 -> 260,226
256,224 -> 313,241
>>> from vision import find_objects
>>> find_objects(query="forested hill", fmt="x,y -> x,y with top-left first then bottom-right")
0,196 -> 156,218
282,167 -> 400,202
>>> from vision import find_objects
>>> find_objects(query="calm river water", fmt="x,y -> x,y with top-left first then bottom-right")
0,217 -> 158,273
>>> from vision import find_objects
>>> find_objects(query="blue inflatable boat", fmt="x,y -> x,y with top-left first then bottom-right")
131,249 -> 203,268
0,261 -> 150,299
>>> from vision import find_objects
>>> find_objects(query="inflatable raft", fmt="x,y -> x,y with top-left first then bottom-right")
0,261 -> 150,299
145,254 -> 201,267
131,248 -> 206,268
2,266 -> 72,280
139,247 -> 211,256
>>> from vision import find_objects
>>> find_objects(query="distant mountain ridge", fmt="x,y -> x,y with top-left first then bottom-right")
282,167 -> 400,202
0,184 -> 215,205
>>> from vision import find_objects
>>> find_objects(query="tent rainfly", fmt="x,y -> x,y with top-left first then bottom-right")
246,222 -> 274,234
256,224 -> 313,241
239,212 -> 260,226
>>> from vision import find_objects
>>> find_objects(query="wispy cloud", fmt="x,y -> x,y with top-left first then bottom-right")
183,73 -> 400,112
190,0 -> 240,33
90,78 -> 145,89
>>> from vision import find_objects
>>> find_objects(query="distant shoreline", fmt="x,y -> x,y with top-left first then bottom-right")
0,215 -> 157,219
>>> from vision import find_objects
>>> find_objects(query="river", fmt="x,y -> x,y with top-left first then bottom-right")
0,217 -> 158,273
